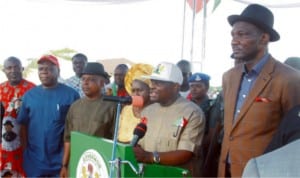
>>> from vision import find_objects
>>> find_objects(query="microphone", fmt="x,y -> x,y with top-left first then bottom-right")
130,121 -> 147,146
103,95 -> 144,107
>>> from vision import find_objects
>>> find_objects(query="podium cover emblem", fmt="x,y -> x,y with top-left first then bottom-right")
76,149 -> 109,178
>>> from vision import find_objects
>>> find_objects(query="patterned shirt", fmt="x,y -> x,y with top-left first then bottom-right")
0,79 -> 35,176
65,76 -> 84,97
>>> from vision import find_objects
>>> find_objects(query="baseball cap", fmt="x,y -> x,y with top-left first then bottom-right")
38,55 -> 60,68
147,62 -> 183,85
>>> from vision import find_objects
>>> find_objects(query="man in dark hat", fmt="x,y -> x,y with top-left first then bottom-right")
60,62 -> 117,178
218,4 -> 300,177
187,72 -> 218,176
188,73 -> 212,135
17,55 -> 79,177
2,120 -> 17,142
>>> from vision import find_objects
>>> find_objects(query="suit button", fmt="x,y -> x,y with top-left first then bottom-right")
230,136 -> 234,141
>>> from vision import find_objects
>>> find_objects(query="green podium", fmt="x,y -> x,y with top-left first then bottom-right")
70,132 -> 191,177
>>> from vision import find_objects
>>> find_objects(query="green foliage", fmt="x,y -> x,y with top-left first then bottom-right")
209,86 -> 222,95
23,58 -> 38,78
49,48 -> 77,61
210,86 -> 222,91
22,48 -> 77,78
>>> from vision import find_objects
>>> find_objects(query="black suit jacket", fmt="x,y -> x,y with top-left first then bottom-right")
265,105 -> 300,153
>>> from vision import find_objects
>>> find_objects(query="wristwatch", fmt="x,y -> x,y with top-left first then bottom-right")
152,151 -> 160,164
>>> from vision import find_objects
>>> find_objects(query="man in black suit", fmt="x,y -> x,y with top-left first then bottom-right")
264,57 -> 300,153
265,105 -> 300,153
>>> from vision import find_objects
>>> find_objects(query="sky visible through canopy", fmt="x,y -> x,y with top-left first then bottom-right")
0,0 -> 299,86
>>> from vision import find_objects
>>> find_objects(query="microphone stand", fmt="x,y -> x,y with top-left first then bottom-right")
108,101 -> 144,178
109,102 -> 122,178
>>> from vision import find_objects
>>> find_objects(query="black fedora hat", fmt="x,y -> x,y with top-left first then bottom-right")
228,4 -> 280,42
4,120 -> 14,127
80,62 -> 108,79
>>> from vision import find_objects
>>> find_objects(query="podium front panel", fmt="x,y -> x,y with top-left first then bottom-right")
70,131 -> 191,177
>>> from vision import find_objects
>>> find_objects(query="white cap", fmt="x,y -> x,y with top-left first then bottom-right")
147,62 -> 183,85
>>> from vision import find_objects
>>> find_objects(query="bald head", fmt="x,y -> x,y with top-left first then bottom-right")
4,56 -> 22,66
3,56 -> 23,86
176,59 -> 192,91
177,60 -> 191,73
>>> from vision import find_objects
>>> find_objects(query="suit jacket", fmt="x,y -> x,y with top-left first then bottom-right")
265,104 -> 300,153
218,56 -> 300,177
242,139 -> 300,177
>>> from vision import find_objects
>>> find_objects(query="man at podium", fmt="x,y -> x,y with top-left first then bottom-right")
133,62 -> 205,177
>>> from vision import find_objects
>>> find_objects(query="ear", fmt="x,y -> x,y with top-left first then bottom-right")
205,87 -> 209,93
99,76 -> 105,87
260,33 -> 270,45
174,83 -> 181,91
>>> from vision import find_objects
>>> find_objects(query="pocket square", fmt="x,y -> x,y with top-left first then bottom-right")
255,97 -> 271,103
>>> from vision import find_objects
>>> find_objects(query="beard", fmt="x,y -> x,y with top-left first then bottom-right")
231,44 -> 261,63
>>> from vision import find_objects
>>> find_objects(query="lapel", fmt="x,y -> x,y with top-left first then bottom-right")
231,56 -> 276,132
226,65 -> 243,129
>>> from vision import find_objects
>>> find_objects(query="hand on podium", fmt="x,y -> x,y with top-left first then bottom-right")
134,147 -> 193,166
133,145 -> 153,164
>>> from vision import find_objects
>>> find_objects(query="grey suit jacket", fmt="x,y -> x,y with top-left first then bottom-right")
242,139 -> 300,177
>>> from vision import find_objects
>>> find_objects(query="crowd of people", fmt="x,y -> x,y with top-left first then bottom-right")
1,3 -> 300,178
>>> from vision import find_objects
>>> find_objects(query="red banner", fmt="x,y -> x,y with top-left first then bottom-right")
187,0 -> 209,13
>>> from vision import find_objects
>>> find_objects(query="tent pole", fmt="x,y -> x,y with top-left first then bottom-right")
190,0 -> 197,64
200,0 -> 207,72
181,0 -> 187,59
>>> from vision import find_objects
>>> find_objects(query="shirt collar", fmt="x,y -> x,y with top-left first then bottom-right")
242,53 -> 270,74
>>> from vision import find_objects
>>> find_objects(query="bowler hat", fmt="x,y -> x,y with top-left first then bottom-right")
228,4 -> 280,42
80,62 -> 108,79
